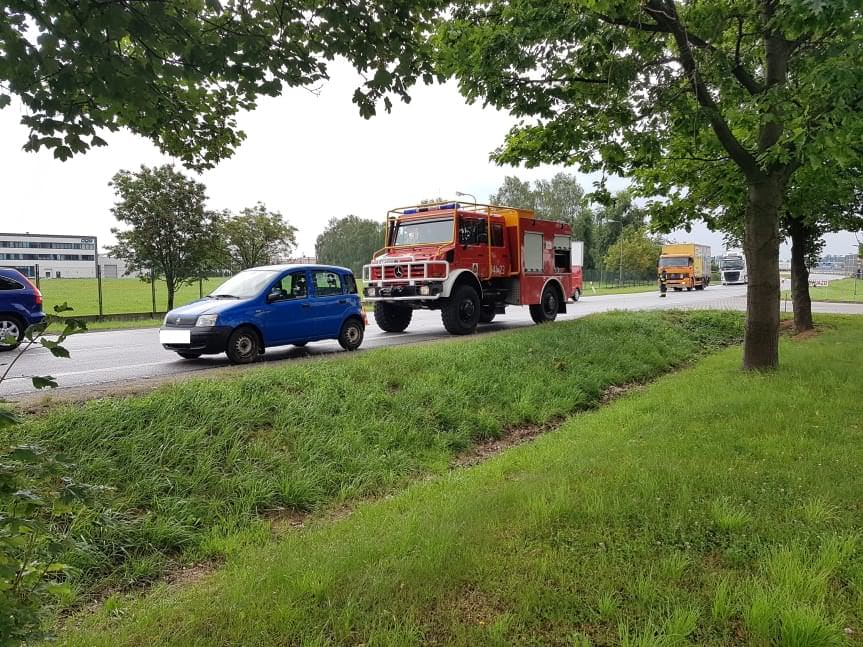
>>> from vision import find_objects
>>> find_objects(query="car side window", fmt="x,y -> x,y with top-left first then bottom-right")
0,276 -> 23,290
313,271 -> 342,296
344,274 -> 358,294
270,272 -> 307,301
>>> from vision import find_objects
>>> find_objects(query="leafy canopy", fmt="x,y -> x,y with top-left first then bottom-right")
0,0 -> 443,169
435,0 -> 863,230
315,215 -> 385,275
220,204 -> 297,270
107,165 -> 222,306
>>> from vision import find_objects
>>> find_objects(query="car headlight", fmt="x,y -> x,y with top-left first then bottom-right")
196,314 -> 218,327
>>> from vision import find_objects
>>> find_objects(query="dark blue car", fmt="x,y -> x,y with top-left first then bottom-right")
159,264 -> 366,363
0,268 -> 46,351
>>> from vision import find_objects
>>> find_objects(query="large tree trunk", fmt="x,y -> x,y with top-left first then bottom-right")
788,217 -> 814,332
742,175 -> 783,370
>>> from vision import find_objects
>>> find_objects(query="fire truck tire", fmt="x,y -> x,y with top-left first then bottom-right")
373,302 -> 413,333
571,288 -> 581,302
479,307 -> 496,323
441,285 -> 481,335
530,285 -> 560,324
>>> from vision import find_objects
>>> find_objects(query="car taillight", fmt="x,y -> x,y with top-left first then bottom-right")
23,277 -> 42,305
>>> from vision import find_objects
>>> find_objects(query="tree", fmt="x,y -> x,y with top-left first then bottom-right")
603,226 -> 662,277
316,216 -> 386,275
593,190 -> 648,267
1,2 -> 439,169
491,173 -> 597,267
435,1 -> 863,370
108,165 -> 222,310
783,167 -> 863,331
221,204 -> 297,270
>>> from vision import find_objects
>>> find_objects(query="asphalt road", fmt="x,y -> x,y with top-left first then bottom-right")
1,284 -> 859,398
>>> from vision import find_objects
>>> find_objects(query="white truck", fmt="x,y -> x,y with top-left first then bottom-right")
720,252 -> 747,285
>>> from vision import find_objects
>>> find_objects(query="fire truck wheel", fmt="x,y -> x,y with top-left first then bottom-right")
571,288 -> 581,302
441,285 -> 481,335
530,285 -> 561,324
373,302 -> 413,332
479,307 -> 496,323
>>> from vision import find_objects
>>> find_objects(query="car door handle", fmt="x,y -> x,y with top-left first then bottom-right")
338,299 -> 347,304
301,303 -> 311,308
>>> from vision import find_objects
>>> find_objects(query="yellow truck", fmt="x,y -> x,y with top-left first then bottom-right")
658,243 -> 711,291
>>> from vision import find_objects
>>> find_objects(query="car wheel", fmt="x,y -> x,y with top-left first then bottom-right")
226,326 -> 260,364
176,351 -> 202,360
479,307 -> 496,324
0,315 -> 24,352
338,318 -> 364,351
441,284 -> 480,335
529,284 -> 560,324
374,302 -> 412,332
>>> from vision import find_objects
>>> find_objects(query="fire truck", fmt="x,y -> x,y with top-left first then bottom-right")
362,201 -> 583,335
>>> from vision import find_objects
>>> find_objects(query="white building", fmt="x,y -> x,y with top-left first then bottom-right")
0,232 -> 98,279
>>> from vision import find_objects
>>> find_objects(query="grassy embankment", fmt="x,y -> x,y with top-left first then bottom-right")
782,276 -> 863,304
3,311 -> 742,602
60,315 -> 863,646
582,282 -> 656,296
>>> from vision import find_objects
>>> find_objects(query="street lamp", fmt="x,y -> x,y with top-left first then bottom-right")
455,191 -> 476,204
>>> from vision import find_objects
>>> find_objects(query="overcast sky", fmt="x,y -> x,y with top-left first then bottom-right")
1,61 -> 858,260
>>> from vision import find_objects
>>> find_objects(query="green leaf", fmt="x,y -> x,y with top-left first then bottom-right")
31,376 -> 59,390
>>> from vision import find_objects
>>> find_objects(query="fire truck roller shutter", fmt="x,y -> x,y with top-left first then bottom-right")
440,269 -> 483,299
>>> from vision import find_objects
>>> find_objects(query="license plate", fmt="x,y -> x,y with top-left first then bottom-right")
159,329 -> 191,344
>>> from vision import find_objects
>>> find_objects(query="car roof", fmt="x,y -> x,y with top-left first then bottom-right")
245,264 -> 353,274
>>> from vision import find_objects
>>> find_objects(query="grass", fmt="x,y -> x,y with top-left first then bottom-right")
3,311 -> 742,602
79,318 -> 164,332
582,282 -> 656,296
782,277 -> 863,303
58,315 -> 863,646
39,278 -> 225,316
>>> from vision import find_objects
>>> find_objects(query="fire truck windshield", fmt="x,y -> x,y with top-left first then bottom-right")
393,217 -> 454,246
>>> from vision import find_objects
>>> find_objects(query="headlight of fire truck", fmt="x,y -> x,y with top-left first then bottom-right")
367,287 -> 376,297
419,285 -> 431,296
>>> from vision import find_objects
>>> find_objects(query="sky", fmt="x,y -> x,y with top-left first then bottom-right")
0,61 -> 859,260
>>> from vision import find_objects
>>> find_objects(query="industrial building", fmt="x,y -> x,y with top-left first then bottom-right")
0,232 -> 98,279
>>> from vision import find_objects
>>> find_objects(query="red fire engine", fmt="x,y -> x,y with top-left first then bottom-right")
362,201 -> 584,335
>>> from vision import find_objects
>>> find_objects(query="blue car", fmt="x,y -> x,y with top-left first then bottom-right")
0,268 -> 46,351
159,264 -> 366,363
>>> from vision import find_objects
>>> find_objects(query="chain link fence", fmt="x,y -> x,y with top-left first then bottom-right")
582,269 -> 657,290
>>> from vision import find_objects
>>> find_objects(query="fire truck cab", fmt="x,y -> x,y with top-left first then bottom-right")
362,201 -> 579,335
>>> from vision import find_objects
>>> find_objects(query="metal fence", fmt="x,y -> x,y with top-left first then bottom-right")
582,269 -> 657,290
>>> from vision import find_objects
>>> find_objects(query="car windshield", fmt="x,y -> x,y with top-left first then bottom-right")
210,270 -> 280,299
393,217 -> 453,246
659,257 -> 690,268
721,258 -> 745,270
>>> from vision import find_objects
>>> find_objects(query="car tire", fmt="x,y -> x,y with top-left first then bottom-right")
374,302 -> 413,332
338,318 -> 364,351
176,351 -> 202,360
441,284 -> 480,335
529,284 -> 560,324
226,326 -> 260,364
0,315 -> 24,352
479,307 -> 496,324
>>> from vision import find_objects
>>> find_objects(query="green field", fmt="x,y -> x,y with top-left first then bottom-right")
60,315 -> 863,646
782,276 -> 863,303
38,278 -> 225,317
582,282 -> 656,296
3,311 -> 742,605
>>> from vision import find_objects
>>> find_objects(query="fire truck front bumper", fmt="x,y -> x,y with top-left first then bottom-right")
364,283 -> 444,301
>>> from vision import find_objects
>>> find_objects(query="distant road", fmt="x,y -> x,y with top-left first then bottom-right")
2,285 -> 860,399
